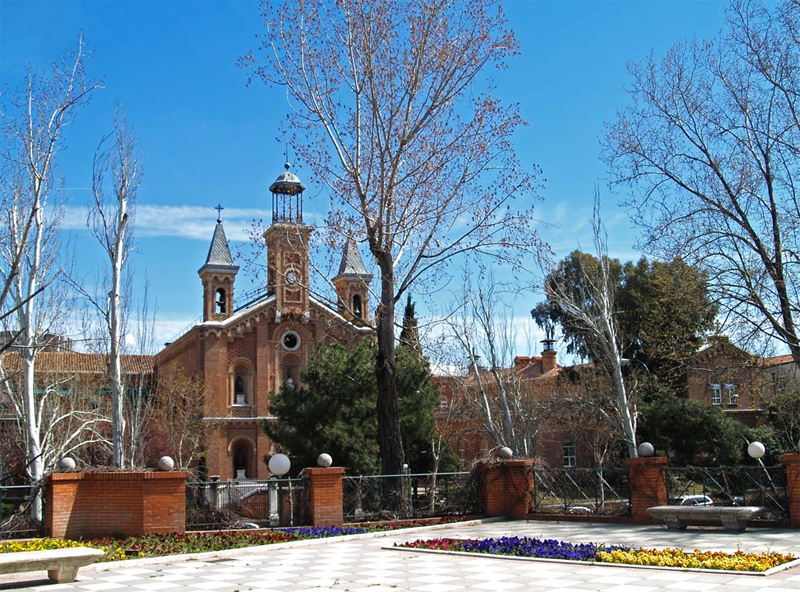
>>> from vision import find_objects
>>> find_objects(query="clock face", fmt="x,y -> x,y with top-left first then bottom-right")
286,269 -> 298,285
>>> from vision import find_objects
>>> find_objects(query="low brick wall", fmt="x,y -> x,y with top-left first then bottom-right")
44,471 -> 188,539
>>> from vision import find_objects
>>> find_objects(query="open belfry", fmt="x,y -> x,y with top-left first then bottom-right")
156,164 -> 373,480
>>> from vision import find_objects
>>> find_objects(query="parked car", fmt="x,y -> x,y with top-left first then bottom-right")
677,494 -> 713,506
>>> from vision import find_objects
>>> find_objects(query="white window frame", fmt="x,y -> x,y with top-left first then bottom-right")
563,440 -> 576,468
711,382 -> 722,405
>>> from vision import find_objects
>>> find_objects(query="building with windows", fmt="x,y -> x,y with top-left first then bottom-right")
435,335 -> 800,470
155,164 -> 374,480
686,337 -> 798,427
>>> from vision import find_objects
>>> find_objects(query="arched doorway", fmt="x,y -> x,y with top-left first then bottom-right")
231,439 -> 253,479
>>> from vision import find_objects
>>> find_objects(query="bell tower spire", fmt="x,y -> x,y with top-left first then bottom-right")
333,238 -> 372,324
199,208 -> 239,322
264,161 -> 312,321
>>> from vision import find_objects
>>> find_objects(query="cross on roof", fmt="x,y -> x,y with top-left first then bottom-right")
215,204 -> 224,223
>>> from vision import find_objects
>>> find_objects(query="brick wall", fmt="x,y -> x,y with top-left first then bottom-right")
627,457 -> 667,523
783,454 -> 800,528
44,471 -> 188,539
305,467 -> 345,526
478,459 -> 534,520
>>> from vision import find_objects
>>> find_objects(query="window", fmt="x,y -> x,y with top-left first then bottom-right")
281,330 -> 301,351
711,382 -> 722,405
353,294 -> 362,319
439,397 -> 448,409
563,441 -> 576,467
215,288 -> 227,314
726,382 -> 738,405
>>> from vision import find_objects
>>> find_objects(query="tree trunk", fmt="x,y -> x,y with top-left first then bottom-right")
109,200 -> 126,469
374,260 -> 405,512
22,349 -> 43,521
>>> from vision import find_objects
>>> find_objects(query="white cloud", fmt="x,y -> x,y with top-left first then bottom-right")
62,203 -> 331,242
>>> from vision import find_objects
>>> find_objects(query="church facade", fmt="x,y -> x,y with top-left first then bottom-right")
155,165 -> 373,480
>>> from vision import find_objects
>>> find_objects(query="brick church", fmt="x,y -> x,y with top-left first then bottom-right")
156,164 -> 374,480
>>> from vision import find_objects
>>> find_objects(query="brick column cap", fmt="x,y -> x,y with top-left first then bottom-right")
782,453 -> 800,464
304,467 -> 345,477
627,457 -> 667,466
476,458 -> 535,469
48,470 -> 189,482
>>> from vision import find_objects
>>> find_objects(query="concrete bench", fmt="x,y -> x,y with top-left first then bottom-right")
0,547 -> 104,583
646,505 -> 766,532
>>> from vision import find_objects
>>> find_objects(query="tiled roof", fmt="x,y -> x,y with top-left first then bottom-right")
335,238 -> 371,278
762,354 -> 795,366
204,222 -> 235,267
0,351 -> 154,375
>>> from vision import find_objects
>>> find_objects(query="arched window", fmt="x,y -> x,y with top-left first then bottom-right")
215,288 -> 227,314
353,294 -> 362,319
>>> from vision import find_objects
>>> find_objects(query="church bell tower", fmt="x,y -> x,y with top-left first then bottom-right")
333,238 -> 372,324
199,207 -> 239,322
264,163 -> 313,321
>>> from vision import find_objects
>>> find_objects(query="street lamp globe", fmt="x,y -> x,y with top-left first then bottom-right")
269,453 -> 291,476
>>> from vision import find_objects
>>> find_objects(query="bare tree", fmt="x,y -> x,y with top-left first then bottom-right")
0,355 -> 109,471
605,0 -> 800,367
152,371 -> 210,473
87,108 -> 142,468
243,0 -> 542,498
541,197 -> 638,458
123,287 -> 157,469
0,37 -> 99,519
447,277 -> 546,458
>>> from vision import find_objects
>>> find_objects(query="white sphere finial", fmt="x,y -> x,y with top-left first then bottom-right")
497,447 -> 513,460
158,456 -> 175,471
317,453 -> 333,468
637,442 -> 655,457
58,457 -> 76,471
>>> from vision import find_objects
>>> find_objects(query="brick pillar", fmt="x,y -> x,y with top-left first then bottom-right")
305,467 -> 345,527
627,457 -> 667,523
782,453 -> 800,527
478,459 -> 534,520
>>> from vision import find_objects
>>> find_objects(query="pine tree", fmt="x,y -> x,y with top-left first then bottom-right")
399,295 -> 420,353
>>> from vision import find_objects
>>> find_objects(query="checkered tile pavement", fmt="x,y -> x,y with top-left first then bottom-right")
4,520 -> 800,591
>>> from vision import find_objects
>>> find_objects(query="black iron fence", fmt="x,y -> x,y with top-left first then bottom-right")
531,467 -> 630,517
665,465 -> 788,521
186,478 -> 306,530
343,471 -> 479,523
0,484 -> 41,539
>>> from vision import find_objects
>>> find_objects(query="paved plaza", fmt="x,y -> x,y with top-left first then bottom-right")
3,519 -> 800,591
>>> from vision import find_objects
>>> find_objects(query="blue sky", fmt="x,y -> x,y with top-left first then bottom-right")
0,0 -> 728,357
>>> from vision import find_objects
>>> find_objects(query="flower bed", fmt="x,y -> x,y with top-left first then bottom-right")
0,517 -> 464,562
0,526 -> 370,561
398,537 -> 795,573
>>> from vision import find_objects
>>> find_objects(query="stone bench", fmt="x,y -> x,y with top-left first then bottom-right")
646,505 -> 766,532
0,547 -> 104,583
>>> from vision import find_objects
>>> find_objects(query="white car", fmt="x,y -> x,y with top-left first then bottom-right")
677,494 -> 713,506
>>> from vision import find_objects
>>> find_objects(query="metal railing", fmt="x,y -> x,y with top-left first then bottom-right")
186,478 -> 306,530
532,467 -> 630,517
665,465 -> 788,521
343,471 -> 479,523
